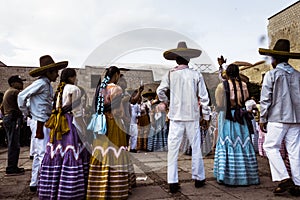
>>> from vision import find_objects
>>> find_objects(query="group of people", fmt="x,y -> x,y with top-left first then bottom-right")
0,38 -> 299,199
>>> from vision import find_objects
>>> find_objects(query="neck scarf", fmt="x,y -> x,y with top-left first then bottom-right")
45,81 -> 70,143
277,62 -> 294,74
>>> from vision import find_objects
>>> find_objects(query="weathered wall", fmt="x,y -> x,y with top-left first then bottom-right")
239,1 -> 300,84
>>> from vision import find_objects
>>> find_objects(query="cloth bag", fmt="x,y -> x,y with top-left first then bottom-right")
87,81 -> 108,136
87,113 -> 107,135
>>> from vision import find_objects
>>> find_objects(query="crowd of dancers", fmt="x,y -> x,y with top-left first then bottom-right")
0,39 -> 299,199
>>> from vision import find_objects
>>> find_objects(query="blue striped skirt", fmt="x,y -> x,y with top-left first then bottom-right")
213,111 -> 260,186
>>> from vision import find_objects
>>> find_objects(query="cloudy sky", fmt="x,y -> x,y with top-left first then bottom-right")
0,0 -> 298,70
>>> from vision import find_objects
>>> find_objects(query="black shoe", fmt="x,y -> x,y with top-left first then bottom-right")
30,186 -> 37,192
169,183 -> 180,193
130,149 -> 137,153
29,156 -> 34,160
195,179 -> 206,188
273,178 -> 294,194
289,185 -> 300,197
5,167 -> 25,176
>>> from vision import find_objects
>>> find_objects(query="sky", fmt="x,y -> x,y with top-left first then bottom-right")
0,0 -> 299,71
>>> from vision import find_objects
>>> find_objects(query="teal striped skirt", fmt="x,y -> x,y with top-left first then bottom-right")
213,111 -> 260,186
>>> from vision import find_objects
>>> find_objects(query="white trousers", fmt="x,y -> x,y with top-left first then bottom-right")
168,120 -> 205,183
263,122 -> 300,186
29,119 -> 50,187
129,124 -> 138,150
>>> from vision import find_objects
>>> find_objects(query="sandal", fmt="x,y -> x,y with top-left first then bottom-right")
273,178 -> 294,194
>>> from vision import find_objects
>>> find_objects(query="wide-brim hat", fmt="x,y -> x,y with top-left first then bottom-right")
29,55 -> 68,77
8,75 -> 26,85
163,41 -> 202,60
259,39 -> 300,59
142,89 -> 156,98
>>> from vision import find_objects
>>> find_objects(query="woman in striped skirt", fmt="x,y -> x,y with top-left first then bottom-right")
87,66 -> 136,199
213,64 -> 260,186
38,68 -> 90,199
147,100 -> 168,152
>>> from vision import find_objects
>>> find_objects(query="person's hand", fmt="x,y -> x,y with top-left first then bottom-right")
27,113 -> 32,119
200,119 -> 210,130
138,85 -> 144,93
62,104 -> 72,114
217,55 -> 226,67
259,122 -> 267,133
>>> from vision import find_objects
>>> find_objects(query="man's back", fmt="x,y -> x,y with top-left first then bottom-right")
260,64 -> 300,123
157,67 -> 210,121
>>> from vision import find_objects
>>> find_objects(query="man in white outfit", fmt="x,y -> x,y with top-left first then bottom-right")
129,90 -> 141,153
18,55 -> 67,192
157,41 -> 210,193
259,39 -> 300,196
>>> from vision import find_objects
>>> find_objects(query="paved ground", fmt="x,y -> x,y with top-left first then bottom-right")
0,147 -> 298,200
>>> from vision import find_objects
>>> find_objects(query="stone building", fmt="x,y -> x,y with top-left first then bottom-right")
240,1 -> 300,84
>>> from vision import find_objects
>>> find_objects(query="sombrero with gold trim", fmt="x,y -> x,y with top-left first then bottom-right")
29,55 -> 68,77
259,39 -> 300,59
163,41 -> 202,60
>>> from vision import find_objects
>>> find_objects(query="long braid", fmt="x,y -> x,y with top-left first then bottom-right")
52,81 -> 66,112
96,66 -> 120,114
96,76 -> 110,115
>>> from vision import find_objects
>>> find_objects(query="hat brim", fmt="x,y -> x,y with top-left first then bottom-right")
163,48 -> 202,60
142,92 -> 156,98
259,48 -> 300,59
29,61 -> 68,77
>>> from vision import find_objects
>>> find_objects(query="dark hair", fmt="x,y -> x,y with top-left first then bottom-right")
94,66 -> 120,113
60,68 -> 76,84
176,56 -> 190,65
104,66 -> 120,80
225,64 -> 245,118
273,56 -> 289,63
226,64 -> 240,79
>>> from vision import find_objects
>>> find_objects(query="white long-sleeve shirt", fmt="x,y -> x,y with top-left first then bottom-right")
18,76 -> 53,122
130,103 -> 141,124
156,65 -> 210,121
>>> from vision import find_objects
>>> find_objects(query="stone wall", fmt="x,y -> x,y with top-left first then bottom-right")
238,1 -> 300,84
267,1 -> 300,69
0,65 -> 159,106
77,66 -> 158,106
240,63 -> 272,84
0,66 -> 37,93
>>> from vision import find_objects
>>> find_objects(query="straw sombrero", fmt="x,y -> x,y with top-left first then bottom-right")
29,55 -> 68,77
142,89 -> 156,98
259,39 -> 300,59
163,41 -> 202,60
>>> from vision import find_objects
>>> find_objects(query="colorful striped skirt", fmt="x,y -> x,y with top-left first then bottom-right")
213,111 -> 260,186
147,113 -> 168,152
87,118 -> 136,200
38,113 -> 90,200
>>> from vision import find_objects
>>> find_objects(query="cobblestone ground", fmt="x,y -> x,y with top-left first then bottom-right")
0,147 -> 299,200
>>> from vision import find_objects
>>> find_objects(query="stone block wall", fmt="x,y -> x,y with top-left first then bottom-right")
240,63 -> 272,84
267,1 -> 300,69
